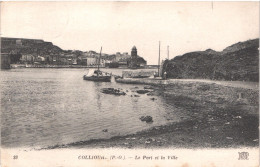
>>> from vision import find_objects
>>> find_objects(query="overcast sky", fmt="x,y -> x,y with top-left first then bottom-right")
1,2 -> 259,65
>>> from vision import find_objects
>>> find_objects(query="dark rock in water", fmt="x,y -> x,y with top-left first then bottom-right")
144,86 -> 153,89
140,116 -> 153,123
134,95 -> 140,97
102,129 -> 108,132
150,98 -> 157,101
147,92 -> 154,96
136,90 -> 150,94
101,88 -> 126,96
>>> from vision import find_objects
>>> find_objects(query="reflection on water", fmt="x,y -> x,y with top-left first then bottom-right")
1,68 -> 186,148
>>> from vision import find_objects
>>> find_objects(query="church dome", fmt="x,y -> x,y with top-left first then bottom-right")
132,46 -> 137,50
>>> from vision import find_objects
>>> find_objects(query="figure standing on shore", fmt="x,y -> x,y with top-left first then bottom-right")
163,71 -> 167,80
154,72 -> 157,78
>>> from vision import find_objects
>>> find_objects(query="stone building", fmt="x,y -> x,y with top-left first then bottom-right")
128,46 -> 147,68
86,57 -> 98,66
129,46 -> 139,68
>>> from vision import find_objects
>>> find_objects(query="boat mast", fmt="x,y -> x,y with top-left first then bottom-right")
158,41 -> 161,77
98,46 -> 102,71
167,45 -> 169,59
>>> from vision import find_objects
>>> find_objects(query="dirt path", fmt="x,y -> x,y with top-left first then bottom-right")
167,79 -> 259,90
116,78 -> 259,90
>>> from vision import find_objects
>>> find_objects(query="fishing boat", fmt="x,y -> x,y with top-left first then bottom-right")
83,47 -> 112,82
83,69 -> 111,82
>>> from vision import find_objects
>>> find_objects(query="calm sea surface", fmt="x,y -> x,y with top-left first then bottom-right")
1,68 -> 186,148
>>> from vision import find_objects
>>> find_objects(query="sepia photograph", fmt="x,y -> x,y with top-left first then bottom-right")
0,1 -> 259,167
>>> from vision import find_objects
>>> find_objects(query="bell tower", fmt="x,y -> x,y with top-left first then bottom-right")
130,46 -> 138,68
131,46 -> 137,58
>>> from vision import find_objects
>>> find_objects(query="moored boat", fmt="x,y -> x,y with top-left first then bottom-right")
83,69 -> 111,82
83,46 -> 112,82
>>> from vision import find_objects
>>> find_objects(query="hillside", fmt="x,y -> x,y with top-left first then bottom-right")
163,39 -> 259,82
1,37 -> 63,55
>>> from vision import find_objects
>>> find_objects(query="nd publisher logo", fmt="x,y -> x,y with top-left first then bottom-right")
238,152 -> 249,160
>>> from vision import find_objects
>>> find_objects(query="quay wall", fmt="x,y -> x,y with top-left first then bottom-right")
12,64 -> 105,68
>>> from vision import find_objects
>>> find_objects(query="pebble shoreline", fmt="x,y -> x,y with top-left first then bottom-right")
42,79 -> 258,149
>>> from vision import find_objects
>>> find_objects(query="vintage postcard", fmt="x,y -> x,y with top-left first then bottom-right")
0,1 -> 259,167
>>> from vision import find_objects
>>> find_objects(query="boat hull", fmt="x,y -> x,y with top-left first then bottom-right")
83,75 -> 111,82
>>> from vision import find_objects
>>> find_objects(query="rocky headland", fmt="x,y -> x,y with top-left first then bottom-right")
162,39 -> 259,82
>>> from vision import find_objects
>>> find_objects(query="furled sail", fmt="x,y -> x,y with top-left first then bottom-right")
86,69 -> 95,76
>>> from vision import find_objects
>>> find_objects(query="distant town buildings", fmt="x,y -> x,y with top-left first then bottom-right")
1,37 -> 147,68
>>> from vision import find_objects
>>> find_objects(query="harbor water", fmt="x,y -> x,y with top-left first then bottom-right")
1,68 -> 187,148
